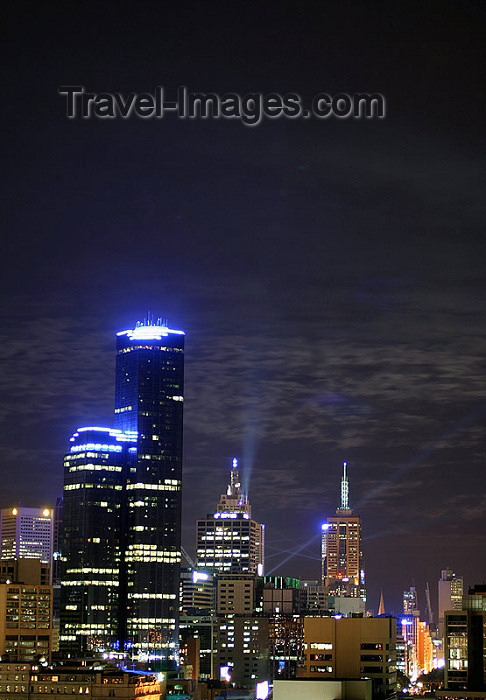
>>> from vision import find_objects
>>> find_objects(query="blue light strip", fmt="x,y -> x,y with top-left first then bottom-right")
117,325 -> 185,340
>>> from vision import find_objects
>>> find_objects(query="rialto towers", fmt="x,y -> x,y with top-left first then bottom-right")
60,317 -> 184,667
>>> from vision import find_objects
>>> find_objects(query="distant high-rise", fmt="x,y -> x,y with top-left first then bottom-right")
403,586 -> 419,616
321,463 -> 365,609
60,317 -> 184,666
196,458 -> 264,575
0,507 -> 54,570
438,568 -> 463,637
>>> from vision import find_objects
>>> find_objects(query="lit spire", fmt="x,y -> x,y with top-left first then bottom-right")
341,461 -> 349,510
378,589 -> 386,616
227,457 -> 242,499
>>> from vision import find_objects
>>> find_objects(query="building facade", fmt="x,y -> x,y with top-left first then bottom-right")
196,459 -> 264,576
0,582 -> 53,662
298,616 -> 397,700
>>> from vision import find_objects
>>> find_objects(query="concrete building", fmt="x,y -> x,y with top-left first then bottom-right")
217,576 -> 255,615
273,678 -> 373,700
0,582 -> 53,662
297,616 -> 397,700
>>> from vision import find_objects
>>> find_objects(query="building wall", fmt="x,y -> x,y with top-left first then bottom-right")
298,616 -> 397,699
0,559 -> 50,587
217,577 -> 255,615
273,679 -> 372,700
0,583 -> 53,662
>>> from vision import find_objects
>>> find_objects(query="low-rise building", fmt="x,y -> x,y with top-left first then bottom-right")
0,663 -> 162,698
297,616 -> 397,700
273,678 -> 372,700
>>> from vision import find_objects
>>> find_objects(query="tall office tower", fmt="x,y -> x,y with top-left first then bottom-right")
60,426 -> 136,655
438,568 -> 463,637
0,507 -> 54,570
115,318 -> 184,666
196,458 -> 264,575
321,463 -> 365,611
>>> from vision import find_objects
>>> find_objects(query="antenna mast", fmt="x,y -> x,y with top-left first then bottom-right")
341,461 -> 349,510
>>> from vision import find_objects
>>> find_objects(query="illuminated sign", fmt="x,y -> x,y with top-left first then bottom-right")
192,571 -> 209,583
220,665 -> 231,683
256,681 -> 269,699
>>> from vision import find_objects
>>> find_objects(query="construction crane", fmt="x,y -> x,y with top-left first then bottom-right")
425,582 -> 434,625
181,546 -> 196,569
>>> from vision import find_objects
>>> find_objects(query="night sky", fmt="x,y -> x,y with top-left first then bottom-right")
2,1 -> 485,617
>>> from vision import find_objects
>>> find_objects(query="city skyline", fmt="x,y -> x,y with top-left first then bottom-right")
2,1 -> 485,621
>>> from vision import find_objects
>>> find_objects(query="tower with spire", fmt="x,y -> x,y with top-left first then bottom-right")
321,462 -> 366,613
196,458 -> 264,575
216,458 -> 251,516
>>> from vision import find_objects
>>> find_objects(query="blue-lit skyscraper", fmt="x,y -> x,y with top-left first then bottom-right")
115,318 -> 184,666
60,427 -> 136,655
60,317 -> 184,666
